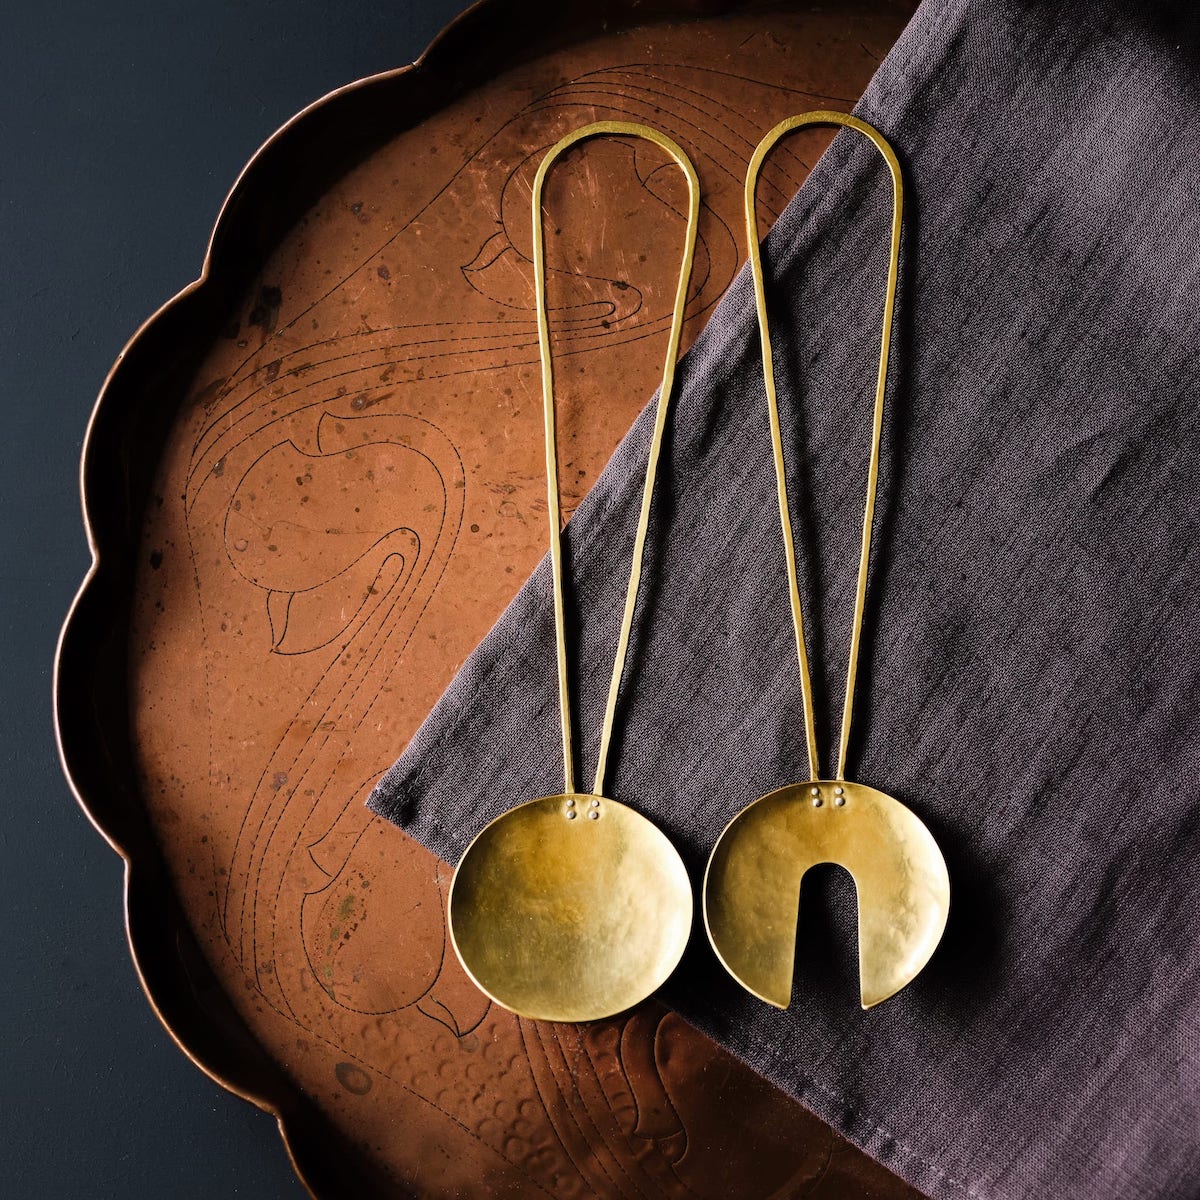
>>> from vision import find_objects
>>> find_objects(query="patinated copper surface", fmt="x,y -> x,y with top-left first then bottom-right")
57,1 -> 927,1195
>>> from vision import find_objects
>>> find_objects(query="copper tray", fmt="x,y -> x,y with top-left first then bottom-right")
56,1 -> 926,1195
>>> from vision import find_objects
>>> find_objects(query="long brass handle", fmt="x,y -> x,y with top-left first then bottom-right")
532,121 -> 700,796
745,111 -> 902,782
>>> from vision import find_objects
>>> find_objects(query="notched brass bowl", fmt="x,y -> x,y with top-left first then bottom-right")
448,794 -> 694,1022
704,780 -> 949,1010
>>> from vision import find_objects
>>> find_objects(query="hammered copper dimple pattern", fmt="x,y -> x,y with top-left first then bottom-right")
61,2 -> 926,1196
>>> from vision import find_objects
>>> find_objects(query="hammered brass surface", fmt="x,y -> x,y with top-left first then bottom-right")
449,795 -> 693,1021
702,113 -> 949,1010
704,781 -> 950,1009
447,122 -> 697,1022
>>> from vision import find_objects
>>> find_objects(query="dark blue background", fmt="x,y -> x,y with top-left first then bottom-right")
2,3 -> 466,1194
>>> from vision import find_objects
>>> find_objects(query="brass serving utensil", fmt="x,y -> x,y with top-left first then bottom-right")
448,122 -> 699,1023
703,112 -> 950,1011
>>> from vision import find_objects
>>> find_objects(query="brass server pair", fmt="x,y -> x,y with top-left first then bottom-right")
445,114 -> 950,1023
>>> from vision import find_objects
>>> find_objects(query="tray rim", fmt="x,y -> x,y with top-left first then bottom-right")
52,4 -> 523,1188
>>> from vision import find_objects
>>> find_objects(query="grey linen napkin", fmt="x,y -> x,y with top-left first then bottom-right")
369,1 -> 1200,1196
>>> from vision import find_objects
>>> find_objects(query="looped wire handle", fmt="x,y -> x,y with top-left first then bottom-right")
745,111 -> 902,782
532,121 -> 700,796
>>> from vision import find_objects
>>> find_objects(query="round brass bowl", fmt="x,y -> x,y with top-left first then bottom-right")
704,780 -> 949,1010
449,794 -> 693,1021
